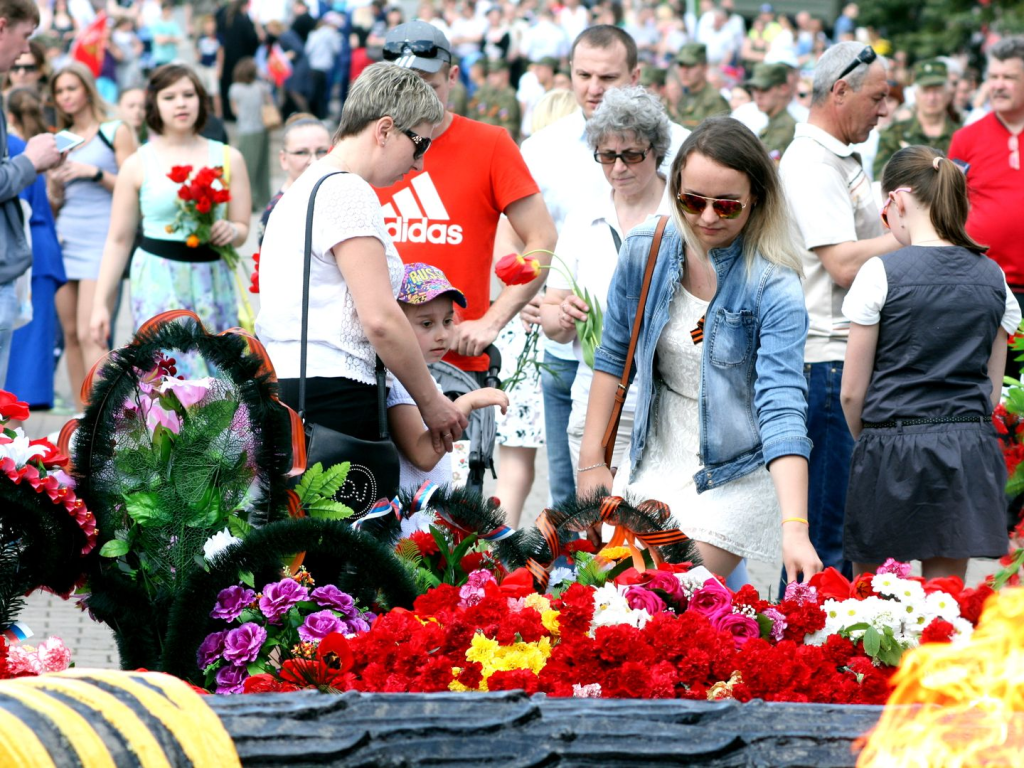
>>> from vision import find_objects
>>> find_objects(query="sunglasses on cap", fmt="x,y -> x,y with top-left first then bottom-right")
382,40 -> 452,64
676,192 -> 747,219
403,128 -> 431,160
593,146 -> 652,165
832,45 -> 877,90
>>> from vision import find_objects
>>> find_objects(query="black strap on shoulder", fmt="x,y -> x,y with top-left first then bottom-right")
297,171 -> 389,439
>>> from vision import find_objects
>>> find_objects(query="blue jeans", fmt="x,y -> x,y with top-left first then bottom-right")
541,352 -> 578,507
779,361 -> 854,593
0,281 -> 19,390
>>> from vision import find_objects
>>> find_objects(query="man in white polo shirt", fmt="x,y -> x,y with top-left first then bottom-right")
509,25 -> 688,509
779,41 -> 900,581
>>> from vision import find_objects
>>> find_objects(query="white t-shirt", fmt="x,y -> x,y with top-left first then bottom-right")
256,165 -> 404,384
548,185 -> 673,413
842,255 -> 1022,333
387,378 -> 452,491
730,100 -> 808,136
779,123 -> 884,363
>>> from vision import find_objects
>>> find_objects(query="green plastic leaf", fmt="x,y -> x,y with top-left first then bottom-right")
99,539 -> 130,558
123,491 -> 166,527
306,499 -> 354,520
755,613 -> 774,640
238,569 -> 255,588
295,462 -> 324,501
862,626 -> 881,657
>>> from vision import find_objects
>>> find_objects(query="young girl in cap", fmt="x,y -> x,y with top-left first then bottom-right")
390,263 -> 508,490
841,146 -> 1021,579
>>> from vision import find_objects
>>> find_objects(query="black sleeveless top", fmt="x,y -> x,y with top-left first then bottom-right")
861,245 -> 1007,423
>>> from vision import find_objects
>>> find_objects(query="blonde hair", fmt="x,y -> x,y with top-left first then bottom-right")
669,117 -> 803,275
51,62 -> 110,130
531,89 -> 578,134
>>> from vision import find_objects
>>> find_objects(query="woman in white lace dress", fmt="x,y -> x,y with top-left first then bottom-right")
577,118 -> 822,585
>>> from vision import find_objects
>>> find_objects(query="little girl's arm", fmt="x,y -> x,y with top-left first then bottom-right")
389,404 -> 447,472
988,329 -> 1009,408
454,387 -> 509,418
840,322 -> 879,440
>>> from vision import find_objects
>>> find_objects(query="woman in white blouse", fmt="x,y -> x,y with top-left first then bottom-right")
257,63 -> 466,453
539,85 -> 673,476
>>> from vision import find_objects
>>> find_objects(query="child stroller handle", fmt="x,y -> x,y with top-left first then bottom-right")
484,345 -> 502,390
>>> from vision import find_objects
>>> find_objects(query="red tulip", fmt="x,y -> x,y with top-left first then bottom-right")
167,165 -> 193,184
0,390 -> 30,422
195,197 -> 212,214
495,252 -> 541,286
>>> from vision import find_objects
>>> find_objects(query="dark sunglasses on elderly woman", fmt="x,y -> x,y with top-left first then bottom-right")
402,128 -> 431,160
676,192 -> 747,219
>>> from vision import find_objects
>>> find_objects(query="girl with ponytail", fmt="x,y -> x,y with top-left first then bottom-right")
839,145 -> 1021,579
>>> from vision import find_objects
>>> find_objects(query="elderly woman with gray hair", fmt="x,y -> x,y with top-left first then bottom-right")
539,85 -> 674,475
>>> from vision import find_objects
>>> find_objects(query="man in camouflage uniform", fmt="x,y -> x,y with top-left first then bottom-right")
748,62 -> 797,160
873,58 -> 960,178
640,64 -> 667,99
672,42 -> 730,128
468,59 -> 521,141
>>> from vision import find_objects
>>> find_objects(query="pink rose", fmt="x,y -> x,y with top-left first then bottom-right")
714,612 -> 761,648
160,376 -> 214,408
646,571 -> 685,606
687,578 -> 732,621
624,586 -> 666,615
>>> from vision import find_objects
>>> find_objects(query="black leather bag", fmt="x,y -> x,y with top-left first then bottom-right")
299,172 -> 400,518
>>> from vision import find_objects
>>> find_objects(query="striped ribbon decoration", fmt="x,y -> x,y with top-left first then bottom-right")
1,622 -> 32,643
690,314 -> 705,344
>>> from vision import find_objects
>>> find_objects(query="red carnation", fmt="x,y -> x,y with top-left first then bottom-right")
956,583 -> 994,625
412,584 -> 461,616
167,165 -> 192,183
407,530 -> 439,557
242,674 -> 301,693
921,618 -> 956,644
487,669 -> 540,694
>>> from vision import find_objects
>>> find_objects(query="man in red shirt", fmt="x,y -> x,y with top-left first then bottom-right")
949,37 -> 1024,321
376,22 -> 556,377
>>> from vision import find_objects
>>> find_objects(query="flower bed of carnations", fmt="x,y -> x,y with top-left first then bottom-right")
197,557 -> 991,704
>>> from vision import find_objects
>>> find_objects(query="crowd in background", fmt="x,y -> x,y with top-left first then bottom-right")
2,0 -> 1024,588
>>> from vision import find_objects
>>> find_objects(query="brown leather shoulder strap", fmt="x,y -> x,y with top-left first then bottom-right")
602,215 -> 669,466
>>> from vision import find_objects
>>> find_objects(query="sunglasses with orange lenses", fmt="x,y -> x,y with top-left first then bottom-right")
676,192 -> 747,219
880,187 -> 912,229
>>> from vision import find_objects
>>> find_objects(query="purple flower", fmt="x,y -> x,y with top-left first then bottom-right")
211,585 -> 256,621
687,578 -> 732,621
878,558 -> 912,579
362,611 -> 377,624
197,629 -> 229,670
763,607 -> 787,643
344,615 -> 371,635
783,581 -> 818,605
215,663 -> 249,694
259,578 -> 309,622
298,610 -> 345,643
222,622 -> 267,666
310,585 -> 357,618
624,586 -> 666,615
714,612 -> 761,648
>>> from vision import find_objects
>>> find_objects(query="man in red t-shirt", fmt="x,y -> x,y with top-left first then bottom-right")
948,37 -> 1024,314
376,22 -> 557,375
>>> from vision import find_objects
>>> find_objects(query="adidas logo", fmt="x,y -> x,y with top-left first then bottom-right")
381,173 -> 464,245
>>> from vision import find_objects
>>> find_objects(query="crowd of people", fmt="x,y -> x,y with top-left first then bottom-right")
2,0 -> 1023,591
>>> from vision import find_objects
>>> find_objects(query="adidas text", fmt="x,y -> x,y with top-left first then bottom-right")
386,218 -> 464,245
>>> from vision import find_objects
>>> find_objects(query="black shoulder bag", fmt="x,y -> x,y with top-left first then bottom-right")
299,171 -> 401,518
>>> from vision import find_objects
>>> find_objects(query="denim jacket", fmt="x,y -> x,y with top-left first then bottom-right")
592,217 -> 811,492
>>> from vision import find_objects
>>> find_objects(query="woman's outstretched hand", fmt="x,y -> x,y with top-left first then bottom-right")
782,523 -> 823,584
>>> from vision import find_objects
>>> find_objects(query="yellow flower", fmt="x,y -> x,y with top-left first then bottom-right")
524,594 -> 552,613
464,634 -> 553,691
186,234 -> 200,248
541,609 -> 561,635
598,545 -> 631,561
164,224 -> 175,234
448,669 -> 470,692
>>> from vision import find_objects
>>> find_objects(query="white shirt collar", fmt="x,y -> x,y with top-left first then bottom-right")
794,122 -> 856,158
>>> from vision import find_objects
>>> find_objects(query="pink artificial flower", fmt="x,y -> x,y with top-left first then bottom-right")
687,578 -> 732,621
783,581 -> 819,605
646,570 -> 686,606
459,569 -> 496,608
159,376 -> 214,408
6,645 -> 43,675
624,585 -> 666,615
140,397 -> 181,434
36,637 -> 72,673
714,612 -> 761,649
877,558 -> 912,579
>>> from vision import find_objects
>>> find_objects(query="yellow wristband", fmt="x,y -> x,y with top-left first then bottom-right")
781,517 -> 809,526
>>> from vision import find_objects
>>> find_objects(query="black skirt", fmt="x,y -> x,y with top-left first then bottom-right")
844,420 -> 1008,563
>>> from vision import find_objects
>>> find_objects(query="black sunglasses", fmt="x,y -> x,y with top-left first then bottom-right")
382,40 -> 451,65
832,46 -> 877,90
12,63 -> 37,73
403,128 -> 431,160
594,146 -> 653,165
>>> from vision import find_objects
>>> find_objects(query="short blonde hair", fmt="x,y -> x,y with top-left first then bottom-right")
531,89 -> 578,134
335,63 -> 445,141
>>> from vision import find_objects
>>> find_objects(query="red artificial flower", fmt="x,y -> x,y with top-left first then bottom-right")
956,583 -> 994,625
213,188 -> 231,204
921,618 -> 956,644
177,185 -> 193,202
460,551 -> 486,575
195,197 -> 213,214
167,165 -> 193,184
412,583 -> 461,616
487,668 -> 541,694
28,438 -> 69,469
850,572 -> 878,599
279,632 -> 354,688
498,567 -> 535,598
456,662 -> 483,690
807,567 -> 852,601
248,270 -> 260,294
494,252 -> 541,286
923,575 -> 964,598
243,673 -> 301,693
0,390 -> 30,422
406,530 -> 439,557
553,582 -> 595,636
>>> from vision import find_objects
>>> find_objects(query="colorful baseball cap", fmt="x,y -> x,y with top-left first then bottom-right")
398,263 -> 467,307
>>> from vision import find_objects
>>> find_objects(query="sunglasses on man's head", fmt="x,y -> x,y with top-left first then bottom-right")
593,146 -> 652,165
403,128 -> 431,160
832,45 -> 877,90
676,192 -> 747,219
382,40 -> 451,64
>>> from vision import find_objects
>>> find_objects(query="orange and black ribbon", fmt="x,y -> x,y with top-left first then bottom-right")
691,314 -> 705,345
